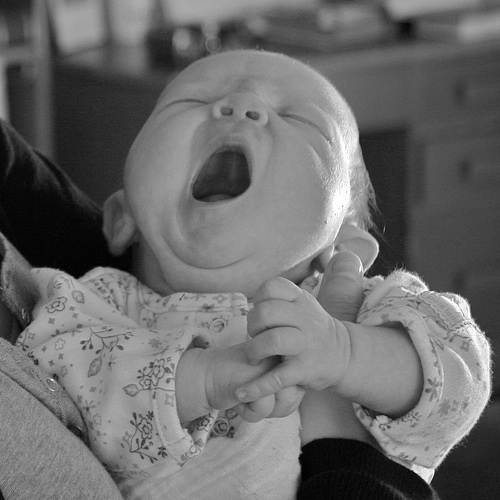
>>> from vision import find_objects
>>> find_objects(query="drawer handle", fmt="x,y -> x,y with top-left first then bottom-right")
455,78 -> 500,108
459,158 -> 500,184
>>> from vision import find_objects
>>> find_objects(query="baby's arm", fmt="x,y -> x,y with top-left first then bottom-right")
16,267 -> 296,479
237,253 -> 491,473
237,254 -> 423,418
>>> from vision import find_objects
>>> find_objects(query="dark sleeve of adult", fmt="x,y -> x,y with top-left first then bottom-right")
0,119 -> 129,277
298,439 -> 441,500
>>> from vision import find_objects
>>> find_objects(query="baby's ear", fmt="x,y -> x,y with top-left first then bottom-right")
103,190 -> 138,256
333,223 -> 379,272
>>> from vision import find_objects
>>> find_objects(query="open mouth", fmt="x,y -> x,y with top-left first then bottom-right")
192,147 -> 251,203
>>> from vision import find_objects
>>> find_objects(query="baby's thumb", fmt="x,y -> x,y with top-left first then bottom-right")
317,251 -> 364,322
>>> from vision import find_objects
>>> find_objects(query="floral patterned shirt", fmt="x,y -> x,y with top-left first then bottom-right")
16,266 -> 491,497
17,267 -> 301,500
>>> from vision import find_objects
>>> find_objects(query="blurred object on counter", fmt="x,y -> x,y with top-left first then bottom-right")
146,2 -> 396,69
382,0 -> 481,20
246,3 -> 395,52
47,0 -> 106,55
107,0 -> 154,46
146,20 -> 252,68
146,0 -> 320,68
0,0 -> 31,47
415,6 -> 500,42
159,0 -> 318,25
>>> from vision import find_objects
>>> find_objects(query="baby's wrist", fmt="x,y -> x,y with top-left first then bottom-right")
330,322 -> 423,417
327,318 -> 354,394
176,347 -> 212,424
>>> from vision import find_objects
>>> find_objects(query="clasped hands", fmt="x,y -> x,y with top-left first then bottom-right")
176,252 -> 364,424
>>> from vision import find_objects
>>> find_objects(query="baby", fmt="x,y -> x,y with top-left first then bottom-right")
16,50 -> 490,499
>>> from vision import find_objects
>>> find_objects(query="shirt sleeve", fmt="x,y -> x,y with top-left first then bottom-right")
16,267 -> 218,480
355,270 -> 491,478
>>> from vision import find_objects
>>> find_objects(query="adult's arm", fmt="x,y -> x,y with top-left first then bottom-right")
0,374 -> 123,500
298,439 -> 440,500
0,338 -> 123,500
0,119 -> 128,277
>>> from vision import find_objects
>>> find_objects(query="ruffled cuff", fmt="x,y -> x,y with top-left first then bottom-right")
355,272 -> 490,477
148,349 -> 219,465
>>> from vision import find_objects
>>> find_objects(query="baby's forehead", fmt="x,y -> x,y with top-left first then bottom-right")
163,53 -> 332,95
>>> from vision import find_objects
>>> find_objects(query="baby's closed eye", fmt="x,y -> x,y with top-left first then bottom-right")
280,113 -> 330,142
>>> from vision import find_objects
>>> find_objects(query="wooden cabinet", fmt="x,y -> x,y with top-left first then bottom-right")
407,45 -> 500,389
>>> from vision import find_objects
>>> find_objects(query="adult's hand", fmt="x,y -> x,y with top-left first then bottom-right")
316,251 -> 364,322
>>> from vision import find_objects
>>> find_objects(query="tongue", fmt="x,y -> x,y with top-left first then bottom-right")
193,150 -> 250,202
203,193 -> 233,202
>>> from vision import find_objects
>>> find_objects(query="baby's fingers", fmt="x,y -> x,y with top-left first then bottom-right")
268,386 -> 305,418
236,362 -> 305,403
234,394 -> 275,423
247,279 -> 304,338
244,327 -> 304,365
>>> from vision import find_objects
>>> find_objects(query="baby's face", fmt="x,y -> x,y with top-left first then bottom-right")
124,50 -> 355,297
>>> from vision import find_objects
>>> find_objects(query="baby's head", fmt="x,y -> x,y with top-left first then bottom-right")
104,50 -> 378,298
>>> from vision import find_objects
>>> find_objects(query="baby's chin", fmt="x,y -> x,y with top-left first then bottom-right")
167,265 -> 309,299
135,236 -> 316,298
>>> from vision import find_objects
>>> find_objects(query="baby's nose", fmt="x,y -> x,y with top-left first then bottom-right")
212,93 -> 268,125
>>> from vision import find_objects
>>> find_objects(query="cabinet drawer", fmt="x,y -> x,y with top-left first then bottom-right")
408,204 -> 500,291
416,128 -> 500,206
411,56 -> 500,123
408,207 -> 500,388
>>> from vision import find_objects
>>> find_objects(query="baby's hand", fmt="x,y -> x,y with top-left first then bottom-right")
236,253 -> 362,403
176,342 -> 303,424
